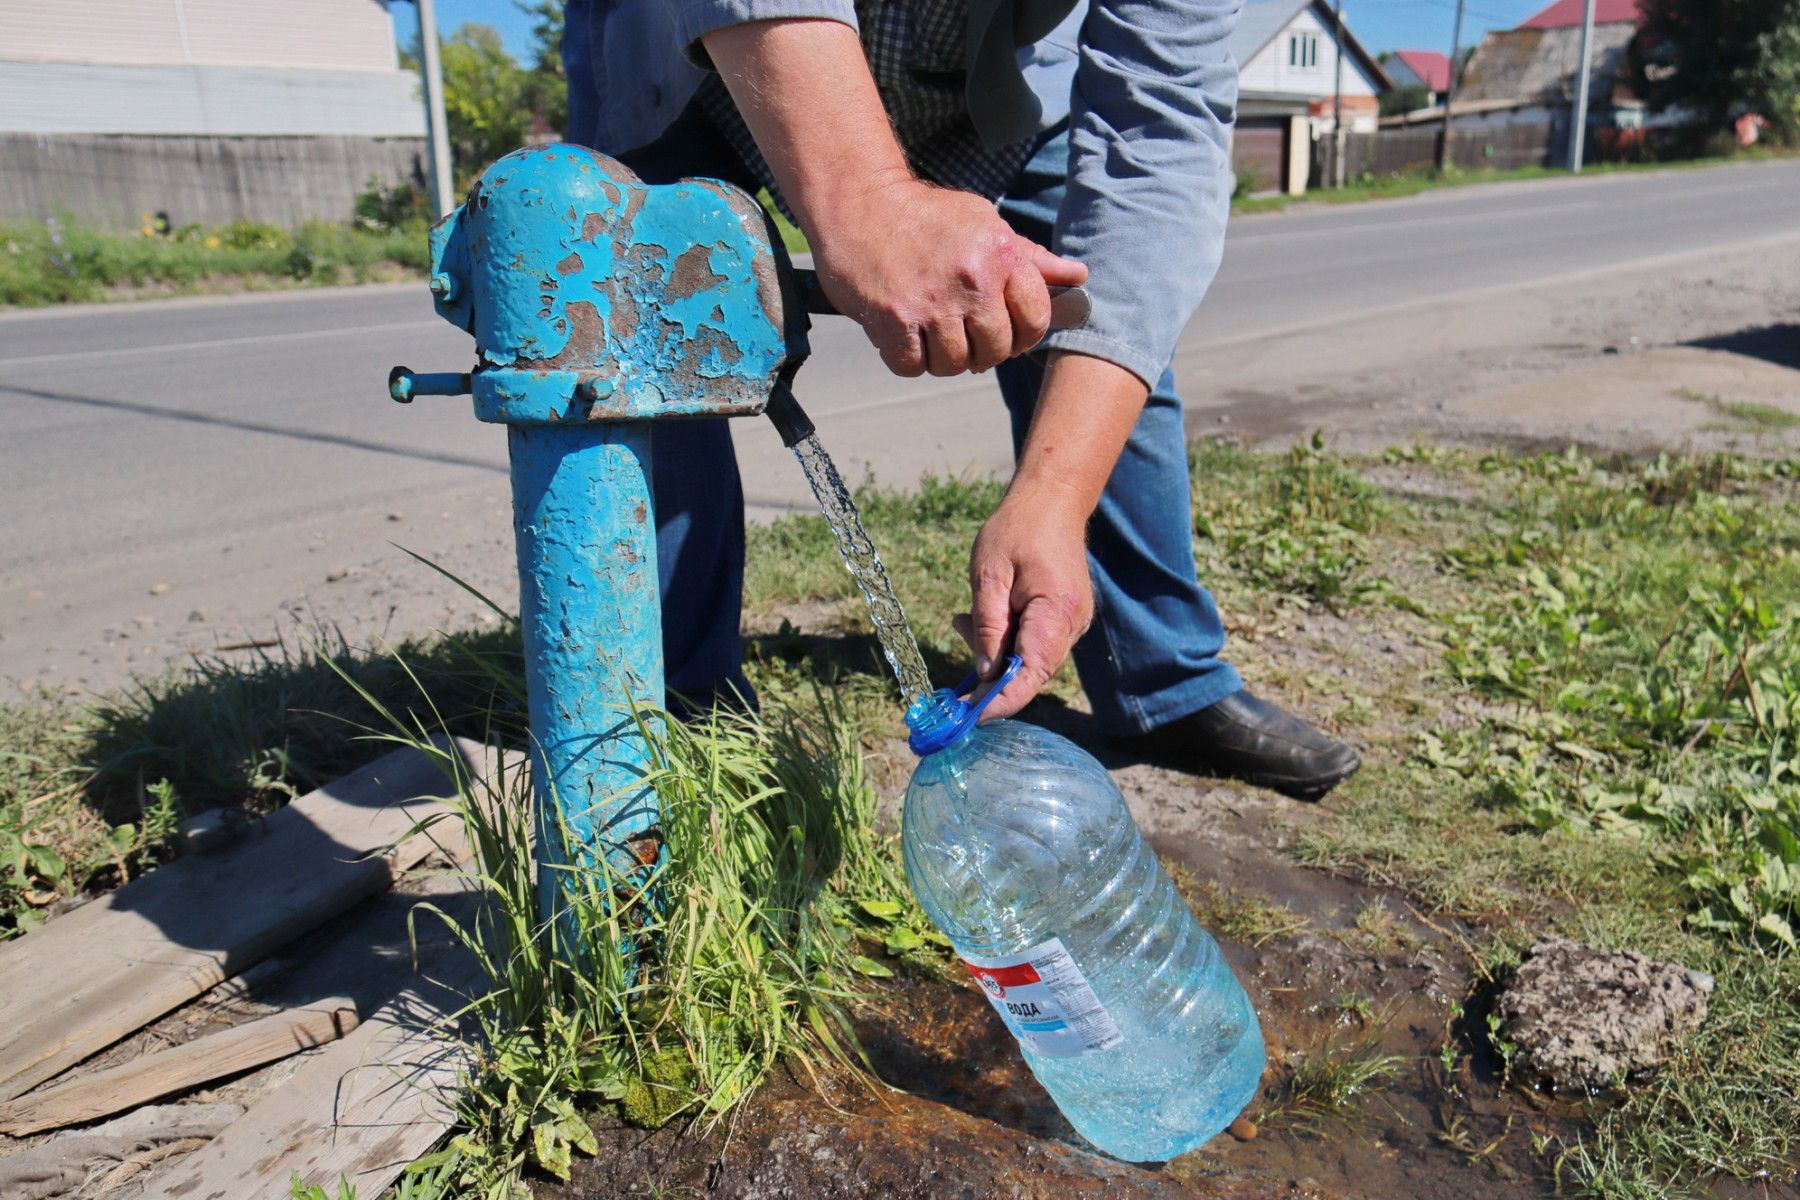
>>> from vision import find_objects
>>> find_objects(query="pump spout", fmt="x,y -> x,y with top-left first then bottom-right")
765,382 -> 816,448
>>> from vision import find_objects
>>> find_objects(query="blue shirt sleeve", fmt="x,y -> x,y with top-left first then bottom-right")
1038,0 -> 1240,387
671,0 -> 860,64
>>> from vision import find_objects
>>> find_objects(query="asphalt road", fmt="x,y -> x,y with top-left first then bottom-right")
3,158 -> 1798,690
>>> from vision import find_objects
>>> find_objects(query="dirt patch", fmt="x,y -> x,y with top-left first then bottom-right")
546,741 -> 1581,1200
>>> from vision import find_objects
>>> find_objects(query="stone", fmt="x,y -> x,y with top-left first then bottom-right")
1496,938 -> 1712,1092
179,808 -> 248,856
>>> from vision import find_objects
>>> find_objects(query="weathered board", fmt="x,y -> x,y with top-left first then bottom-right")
0,999 -> 360,1136
139,972 -> 480,1200
0,738 -> 489,1102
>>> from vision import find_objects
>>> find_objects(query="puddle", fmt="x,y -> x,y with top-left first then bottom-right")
551,811 -> 1591,1199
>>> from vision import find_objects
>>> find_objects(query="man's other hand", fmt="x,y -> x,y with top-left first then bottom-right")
952,490 -> 1094,721
811,178 -> 1087,378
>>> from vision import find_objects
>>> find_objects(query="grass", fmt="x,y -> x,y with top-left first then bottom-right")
1230,148 -> 1794,215
0,623 -> 526,938
0,214 -> 430,307
1259,1026 -> 1404,1131
1290,444 -> 1800,1195
311,598 -> 946,1197
1683,390 -> 1800,433
5,440 -> 1799,1197
1189,431 -> 1389,613
1170,867 -> 1311,947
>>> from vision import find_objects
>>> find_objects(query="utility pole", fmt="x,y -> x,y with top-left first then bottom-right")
414,0 -> 455,218
1331,0 -> 1347,187
1568,0 -> 1598,172
1437,0 -> 1466,171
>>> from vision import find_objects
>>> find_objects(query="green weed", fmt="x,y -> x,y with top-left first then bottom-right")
1430,453 -> 1800,944
324,619 -> 939,1197
1684,390 -> 1800,432
0,699 -> 183,936
1259,1027 -> 1404,1131
0,622 -> 528,936
0,214 -> 428,307
1230,151 -> 1792,216
1192,433 -> 1387,611
1170,868 -> 1310,947
1303,445 -> 1800,1194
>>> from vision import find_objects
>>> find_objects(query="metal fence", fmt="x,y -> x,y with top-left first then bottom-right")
0,134 -> 427,230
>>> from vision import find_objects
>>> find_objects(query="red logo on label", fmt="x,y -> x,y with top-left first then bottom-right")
964,960 -> 1040,1001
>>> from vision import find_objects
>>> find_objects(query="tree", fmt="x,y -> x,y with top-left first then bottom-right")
515,0 -> 568,140
1379,83 -> 1433,117
438,24 -> 536,180
1634,0 -> 1800,138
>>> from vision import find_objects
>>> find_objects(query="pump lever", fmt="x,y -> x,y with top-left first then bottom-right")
792,270 -> 1090,332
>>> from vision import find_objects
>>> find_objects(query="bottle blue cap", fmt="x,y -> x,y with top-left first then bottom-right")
904,655 -> 1024,756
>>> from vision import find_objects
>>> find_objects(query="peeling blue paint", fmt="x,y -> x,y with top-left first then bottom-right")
431,143 -> 806,425
508,422 -> 662,923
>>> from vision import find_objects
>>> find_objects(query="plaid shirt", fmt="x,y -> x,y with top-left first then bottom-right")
696,0 -> 1037,212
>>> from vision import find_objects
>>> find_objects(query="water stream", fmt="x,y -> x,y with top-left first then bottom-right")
789,434 -> 933,707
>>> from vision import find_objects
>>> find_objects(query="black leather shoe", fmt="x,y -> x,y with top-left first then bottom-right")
1117,690 -> 1361,801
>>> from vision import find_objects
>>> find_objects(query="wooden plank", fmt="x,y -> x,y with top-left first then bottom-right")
0,738 -> 491,1103
140,971 -> 481,1200
0,999 -> 360,1136
0,1103 -> 245,1200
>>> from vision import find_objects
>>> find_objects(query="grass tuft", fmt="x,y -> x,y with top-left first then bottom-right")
1259,1027 -> 1404,1132
1171,868 -> 1311,947
324,624 -> 940,1196
1683,390 -> 1800,433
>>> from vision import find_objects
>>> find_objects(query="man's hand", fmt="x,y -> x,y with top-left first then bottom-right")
955,492 -> 1093,720
701,19 -> 1084,377
811,180 -> 1086,377
953,352 -> 1153,718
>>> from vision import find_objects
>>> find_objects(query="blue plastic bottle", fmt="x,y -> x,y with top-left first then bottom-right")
901,659 -> 1265,1162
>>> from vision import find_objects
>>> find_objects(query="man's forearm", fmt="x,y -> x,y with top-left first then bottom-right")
1008,352 -> 1150,528
700,19 -> 910,243
700,18 -> 1084,378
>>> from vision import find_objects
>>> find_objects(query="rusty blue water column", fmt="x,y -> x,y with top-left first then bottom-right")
508,421 -> 662,924
396,143 -> 809,935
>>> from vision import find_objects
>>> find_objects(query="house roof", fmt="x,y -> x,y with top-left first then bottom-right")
1229,0 -> 1395,91
1391,49 -> 1451,91
1519,0 -> 1640,29
1458,20 -> 1636,102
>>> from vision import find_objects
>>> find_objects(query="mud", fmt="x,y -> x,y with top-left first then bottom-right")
549,762 -> 1590,1199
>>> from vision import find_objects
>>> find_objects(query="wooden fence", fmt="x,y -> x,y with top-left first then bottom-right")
1313,122 -> 1564,187
0,134 -> 427,230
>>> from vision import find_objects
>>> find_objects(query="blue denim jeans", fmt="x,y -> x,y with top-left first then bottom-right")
623,114 -> 1240,732
993,130 -> 1241,734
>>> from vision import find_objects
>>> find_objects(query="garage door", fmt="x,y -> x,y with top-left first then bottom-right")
1231,119 -> 1287,193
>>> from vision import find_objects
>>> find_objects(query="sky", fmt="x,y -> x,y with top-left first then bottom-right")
391,0 -> 1559,68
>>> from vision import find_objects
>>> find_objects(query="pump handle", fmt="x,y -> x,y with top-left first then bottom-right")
792,271 -> 1090,332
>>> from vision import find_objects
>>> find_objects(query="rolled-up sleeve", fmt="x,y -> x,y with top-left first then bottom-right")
672,0 -> 859,65
1039,0 -> 1240,388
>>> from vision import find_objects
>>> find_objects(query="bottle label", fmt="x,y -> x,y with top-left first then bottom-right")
962,937 -> 1123,1058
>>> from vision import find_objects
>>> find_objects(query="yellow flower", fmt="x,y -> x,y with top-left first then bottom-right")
204,236 -> 222,250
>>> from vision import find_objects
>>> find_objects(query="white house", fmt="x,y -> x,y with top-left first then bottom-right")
0,0 -> 426,227
1228,0 -> 1392,193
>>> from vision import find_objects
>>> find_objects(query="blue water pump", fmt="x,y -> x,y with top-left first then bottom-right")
388,144 -> 814,926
